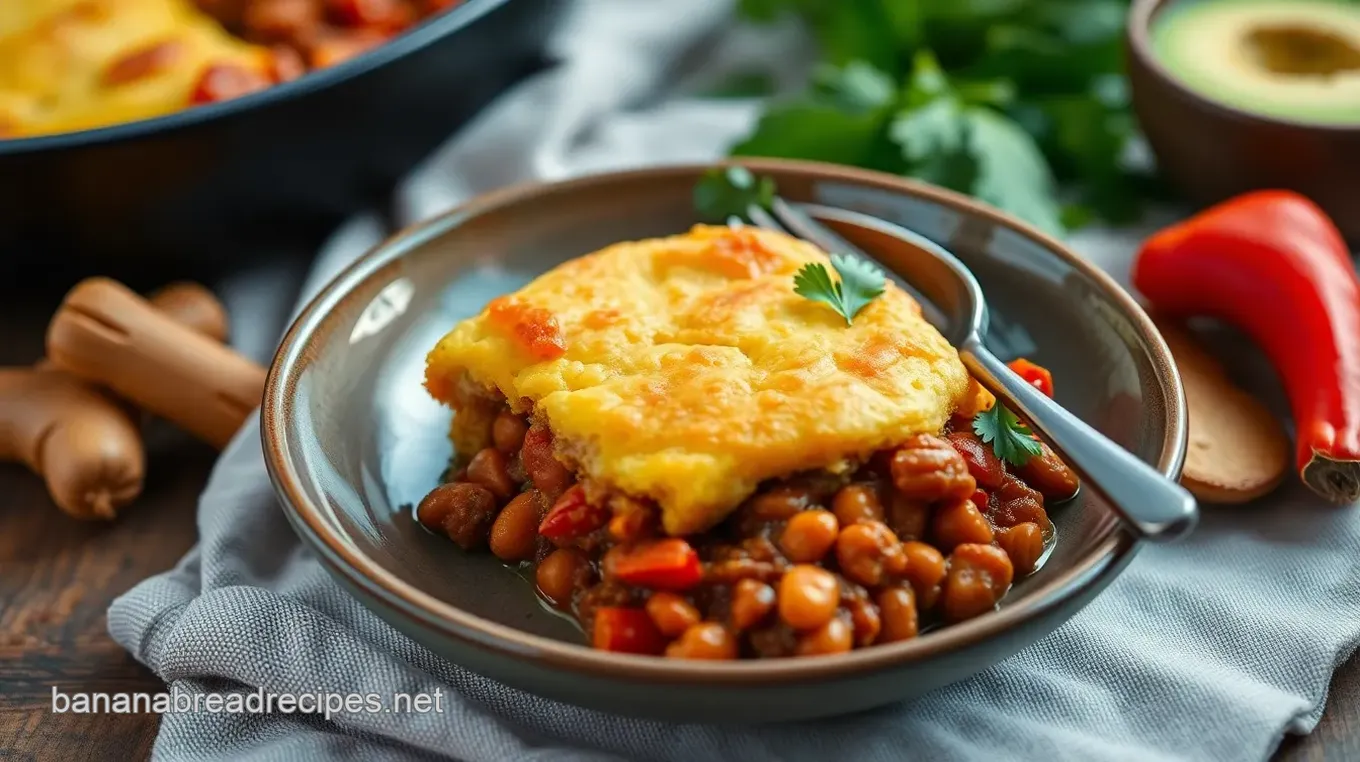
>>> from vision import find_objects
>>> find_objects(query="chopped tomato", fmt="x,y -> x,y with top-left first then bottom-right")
609,539 -> 702,591
190,63 -> 271,105
328,0 -> 414,29
538,485 -> 607,541
1007,358 -> 1054,398
592,608 -> 666,654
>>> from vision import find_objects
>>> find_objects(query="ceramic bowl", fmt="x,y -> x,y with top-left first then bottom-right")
262,160 -> 1187,723
1127,0 -> 1360,241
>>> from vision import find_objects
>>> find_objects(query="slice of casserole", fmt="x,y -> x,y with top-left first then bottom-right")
425,225 -> 984,536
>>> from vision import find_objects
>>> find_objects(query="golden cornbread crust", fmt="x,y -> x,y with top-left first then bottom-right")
0,0 -> 269,138
426,225 -> 974,535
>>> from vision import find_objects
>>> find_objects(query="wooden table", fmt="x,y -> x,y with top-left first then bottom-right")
0,273 -> 1356,761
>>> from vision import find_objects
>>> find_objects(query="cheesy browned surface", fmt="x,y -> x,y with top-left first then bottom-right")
0,0 -> 269,138
426,225 -> 977,536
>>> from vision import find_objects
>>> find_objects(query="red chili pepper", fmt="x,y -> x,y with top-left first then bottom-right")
1132,190 -> 1360,503
592,608 -> 665,654
537,485 -> 607,541
609,538 -> 702,591
1007,358 -> 1054,398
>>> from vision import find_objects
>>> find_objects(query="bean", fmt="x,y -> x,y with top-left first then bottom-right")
795,616 -> 853,656
521,423 -> 572,500
931,498 -> 994,551
777,565 -> 840,630
1016,442 -> 1080,502
745,487 -> 815,522
489,491 -> 541,562
835,521 -> 907,588
996,522 -> 1046,575
466,447 -> 516,501
492,410 -> 530,454
665,622 -> 738,660
645,592 -> 702,637
416,482 -> 497,550
901,541 -> 946,612
831,484 -> 883,526
887,493 -> 930,541
991,474 -> 1051,529
889,434 -> 977,502
729,579 -> 776,630
846,597 -> 882,647
941,543 -> 1014,623
779,510 -> 839,563
536,548 -> 591,607
877,585 -> 919,642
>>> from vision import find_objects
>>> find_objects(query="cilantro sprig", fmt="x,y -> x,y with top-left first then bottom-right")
973,404 -> 1043,467
793,254 -> 887,325
693,166 -> 777,223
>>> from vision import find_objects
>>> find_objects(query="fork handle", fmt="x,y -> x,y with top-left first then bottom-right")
960,338 -> 1198,541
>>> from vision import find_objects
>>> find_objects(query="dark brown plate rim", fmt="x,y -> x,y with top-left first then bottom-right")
1127,0 -> 1360,133
262,158 -> 1187,685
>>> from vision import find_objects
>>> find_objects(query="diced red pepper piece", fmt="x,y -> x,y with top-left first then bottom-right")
538,485 -> 607,541
327,0 -> 413,30
190,63 -> 272,105
971,488 -> 989,509
609,538 -> 702,591
1007,358 -> 1054,398
592,607 -> 666,654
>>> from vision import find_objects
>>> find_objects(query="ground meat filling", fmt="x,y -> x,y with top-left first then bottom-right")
416,406 -> 1079,659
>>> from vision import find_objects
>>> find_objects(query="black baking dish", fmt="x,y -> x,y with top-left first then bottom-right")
0,0 -> 563,279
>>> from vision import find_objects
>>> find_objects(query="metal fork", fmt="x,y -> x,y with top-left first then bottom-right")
746,199 -> 1198,542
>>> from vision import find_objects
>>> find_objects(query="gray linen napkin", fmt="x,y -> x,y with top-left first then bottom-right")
109,1 -> 1360,760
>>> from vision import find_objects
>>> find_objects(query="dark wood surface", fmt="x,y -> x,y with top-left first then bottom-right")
0,276 -> 1357,762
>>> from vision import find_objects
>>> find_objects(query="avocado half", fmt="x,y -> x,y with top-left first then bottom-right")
1152,0 -> 1360,124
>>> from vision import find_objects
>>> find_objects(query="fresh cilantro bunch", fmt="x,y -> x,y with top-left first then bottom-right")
729,0 -> 1160,234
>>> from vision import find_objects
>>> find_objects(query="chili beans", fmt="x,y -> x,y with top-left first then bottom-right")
489,491 -> 540,562
418,397 -> 1073,659
889,434 -> 977,502
536,548 -> 590,606
941,544 -> 1014,623
779,510 -> 839,563
931,498 -> 994,550
666,623 -> 738,660
832,484 -> 883,526
466,447 -> 516,501
901,541 -> 946,611
729,579 -> 776,630
646,592 -> 701,637
492,411 -> 529,454
778,565 -> 840,630
877,586 -> 919,642
795,616 -> 853,656
521,423 -> 572,500
416,482 -> 496,550
1016,442 -> 1080,502
835,521 -> 907,587
996,522 -> 1046,575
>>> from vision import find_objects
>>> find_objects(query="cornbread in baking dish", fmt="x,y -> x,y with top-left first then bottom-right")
0,0 -> 270,138
425,225 -> 982,535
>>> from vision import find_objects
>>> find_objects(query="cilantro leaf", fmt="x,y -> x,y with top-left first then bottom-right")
693,166 -> 777,223
972,404 -> 1044,467
793,255 -> 887,325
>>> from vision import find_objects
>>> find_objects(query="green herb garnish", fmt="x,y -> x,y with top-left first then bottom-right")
973,404 -> 1044,467
693,166 -> 777,223
793,254 -> 887,325
727,1 -> 1162,233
